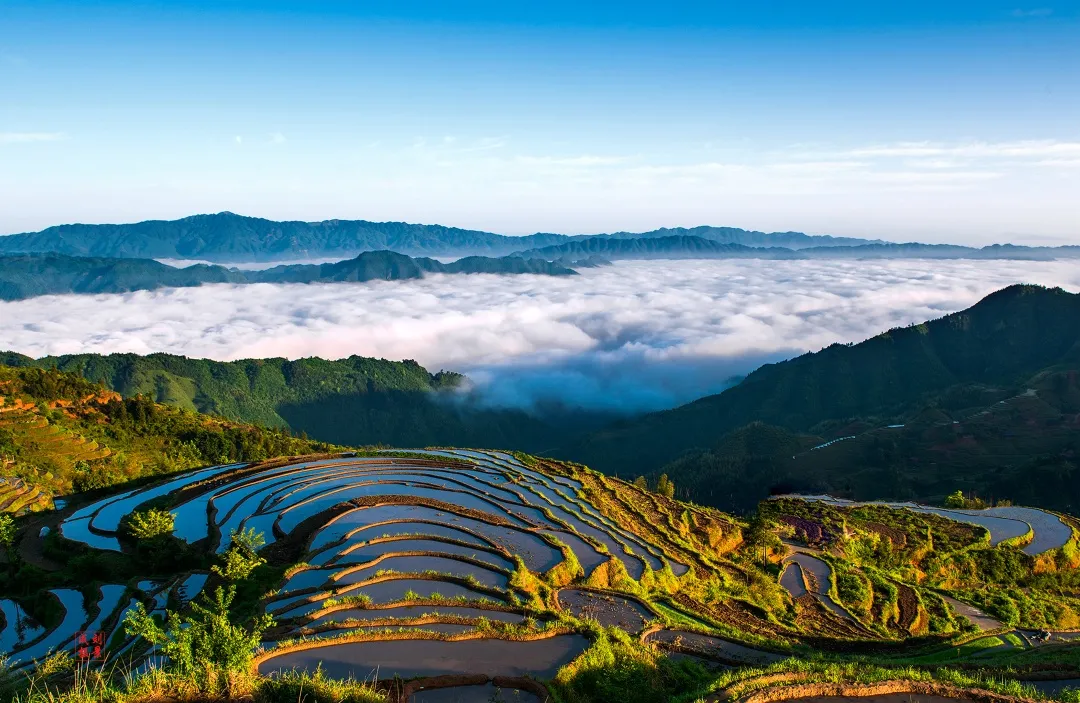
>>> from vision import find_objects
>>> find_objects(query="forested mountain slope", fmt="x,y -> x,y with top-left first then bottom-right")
0,352 -> 558,452
0,365 -> 334,507
555,285 -> 1080,508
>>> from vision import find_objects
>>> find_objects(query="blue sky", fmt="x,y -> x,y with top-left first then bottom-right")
1,1 -> 1078,243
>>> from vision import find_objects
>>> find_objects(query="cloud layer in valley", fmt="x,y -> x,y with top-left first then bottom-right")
3,259 -> 1079,414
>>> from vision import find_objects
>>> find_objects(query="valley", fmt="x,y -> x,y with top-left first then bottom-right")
1,283 -> 1079,703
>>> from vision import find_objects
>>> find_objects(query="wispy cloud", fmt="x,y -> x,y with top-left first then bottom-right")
842,140 -> 1080,159
0,132 -> 66,144
269,132 -> 286,144
516,154 -> 631,167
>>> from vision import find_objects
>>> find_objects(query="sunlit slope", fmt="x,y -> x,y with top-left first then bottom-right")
0,365 -> 335,508
1,352 -> 559,451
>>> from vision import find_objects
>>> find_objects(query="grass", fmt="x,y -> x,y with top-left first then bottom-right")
1,659 -> 389,703
670,659 -> 1054,703
900,636 -> 1007,664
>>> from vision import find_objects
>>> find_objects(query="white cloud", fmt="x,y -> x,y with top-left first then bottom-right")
516,155 -> 631,167
2,260 -> 1078,413
843,140 -> 1080,159
0,132 -> 66,144
269,132 -> 286,144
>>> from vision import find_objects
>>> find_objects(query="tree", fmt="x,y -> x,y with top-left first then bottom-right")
124,585 -> 272,694
0,513 -> 16,564
212,528 -> 266,581
944,490 -> 966,509
744,512 -> 774,572
124,508 -> 176,540
655,474 -> 675,499
632,476 -> 648,490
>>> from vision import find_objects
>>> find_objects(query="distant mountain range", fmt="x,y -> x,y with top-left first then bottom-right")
0,212 -> 878,262
0,250 -> 576,301
519,236 -> 1080,262
3,212 -> 1077,264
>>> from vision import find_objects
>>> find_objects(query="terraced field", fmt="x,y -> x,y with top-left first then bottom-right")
7,451 -> 1080,703
779,494 -> 1073,555
13,449 -> 741,699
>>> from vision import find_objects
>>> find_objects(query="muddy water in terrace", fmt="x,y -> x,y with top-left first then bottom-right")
280,623 -> 477,640
313,505 -> 562,572
539,529 -> 607,574
273,483 -> 533,534
335,539 -> 514,571
334,578 -> 504,607
410,683 -> 542,703
334,555 -> 509,590
557,588 -> 653,633
309,521 -> 494,564
258,634 -> 590,679
309,605 -> 525,626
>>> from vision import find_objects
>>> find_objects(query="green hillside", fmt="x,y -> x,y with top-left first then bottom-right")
0,352 -> 559,451
0,365 -> 335,507
556,285 -> 1080,511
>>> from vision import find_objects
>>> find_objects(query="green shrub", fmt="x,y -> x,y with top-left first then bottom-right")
124,585 -> 273,695
213,528 -> 266,581
124,508 -> 176,540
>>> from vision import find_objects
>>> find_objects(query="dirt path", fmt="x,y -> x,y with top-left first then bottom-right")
15,511 -> 63,571
939,595 -> 1002,632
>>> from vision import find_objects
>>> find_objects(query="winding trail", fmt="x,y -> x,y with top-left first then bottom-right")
939,595 -> 1002,632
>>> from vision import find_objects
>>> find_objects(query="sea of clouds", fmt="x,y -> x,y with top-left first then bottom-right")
4,259 -> 1079,414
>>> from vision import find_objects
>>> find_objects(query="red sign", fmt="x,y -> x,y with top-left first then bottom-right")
74,631 -> 104,661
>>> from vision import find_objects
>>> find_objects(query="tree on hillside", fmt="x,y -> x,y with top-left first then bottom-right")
213,528 -> 266,581
656,474 -> 675,499
633,476 -> 648,490
744,512 -> 776,571
0,513 -> 16,567
124,508 -> 176,540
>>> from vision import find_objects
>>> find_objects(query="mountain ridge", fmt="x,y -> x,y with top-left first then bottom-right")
0,250 -> 576,301
518,236 -> 1080,261
0,211 -> 877,262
